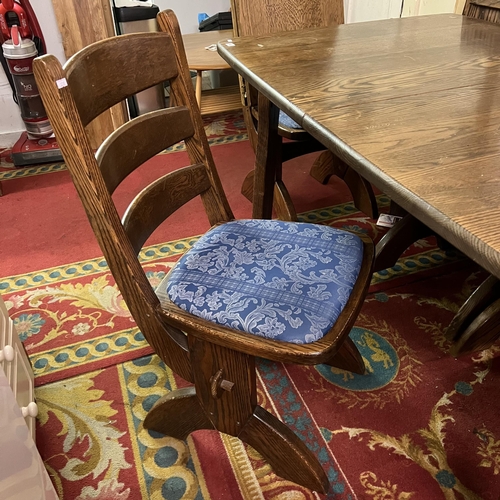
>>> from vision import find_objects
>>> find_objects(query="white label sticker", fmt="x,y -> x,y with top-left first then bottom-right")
225,42 -> 235,47
376,213 -> 403,228
56,78 -> 68,89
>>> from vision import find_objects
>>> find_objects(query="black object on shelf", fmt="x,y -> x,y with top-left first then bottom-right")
199,12 -> 232,31
113,4 -> 159,23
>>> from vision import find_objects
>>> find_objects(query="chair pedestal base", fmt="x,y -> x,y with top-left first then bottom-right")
242,150 -> 379,222
144,337 -> 329,493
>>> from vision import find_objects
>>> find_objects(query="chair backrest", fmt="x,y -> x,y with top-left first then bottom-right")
230,0 -> 344,37
33,26 -> 233,383
463,0 -> 500,22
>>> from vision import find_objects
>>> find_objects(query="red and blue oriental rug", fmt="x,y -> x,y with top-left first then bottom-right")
1,111 -> 499,499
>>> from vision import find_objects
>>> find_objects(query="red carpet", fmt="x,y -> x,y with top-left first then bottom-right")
0,142 -> 348,276
2,112 -> 499,499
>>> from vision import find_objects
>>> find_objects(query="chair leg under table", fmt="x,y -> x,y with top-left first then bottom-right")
242,166 -> 298,221
252,94 -> 281,219
446,275 -> 500,356
373,205 -> 500,356
309,150 -> 379,220
374,213 -> 435,272
374,202 -> 457,273
143,336 -> 329,493
242,136 -> 379,222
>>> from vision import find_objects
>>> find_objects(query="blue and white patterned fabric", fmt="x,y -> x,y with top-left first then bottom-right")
159,220 -> 363,344
279,110 -> 302,129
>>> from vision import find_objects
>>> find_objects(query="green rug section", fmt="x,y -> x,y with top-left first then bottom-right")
30,328 -> 147,380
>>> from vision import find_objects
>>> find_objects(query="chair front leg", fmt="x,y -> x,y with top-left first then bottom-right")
189,336 -> 329,493
189,336 -> 257,436
323,336 -> 365,374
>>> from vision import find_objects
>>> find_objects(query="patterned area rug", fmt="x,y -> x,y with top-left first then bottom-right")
1,196 -> 464,387
3,112 -> 499,499
4,195 -> 497,499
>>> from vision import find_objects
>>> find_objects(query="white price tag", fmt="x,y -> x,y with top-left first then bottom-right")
56,78 -> 68,89
376,213 -> 403,228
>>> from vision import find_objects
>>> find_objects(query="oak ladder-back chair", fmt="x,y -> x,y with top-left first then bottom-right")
34,9 -> 374,493
463,0 -> 500,22
229,0 -> 379,222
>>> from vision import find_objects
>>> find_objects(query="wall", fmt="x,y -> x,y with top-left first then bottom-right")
345,0 -> 461,23
402,0 -> 457,17
345,0 -> 403,23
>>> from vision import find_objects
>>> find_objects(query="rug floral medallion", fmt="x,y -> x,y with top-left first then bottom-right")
3,193 -> 499,500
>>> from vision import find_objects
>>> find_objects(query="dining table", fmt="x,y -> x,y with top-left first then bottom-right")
182,29 -> 241,116
217,13 -> 500,355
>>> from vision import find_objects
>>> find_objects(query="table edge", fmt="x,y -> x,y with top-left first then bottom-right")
303,115 -> 500,278
218,42 -> 307,125
217,25 -> 500,279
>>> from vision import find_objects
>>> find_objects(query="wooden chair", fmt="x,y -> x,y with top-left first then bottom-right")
229,0 -> 379,222
463,0 -> 500,21
33,10 -> 374,493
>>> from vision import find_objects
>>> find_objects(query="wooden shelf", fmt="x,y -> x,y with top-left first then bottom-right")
199,85 -> 242,116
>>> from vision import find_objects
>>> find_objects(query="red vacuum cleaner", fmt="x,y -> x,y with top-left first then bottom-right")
0,0 -> 62,166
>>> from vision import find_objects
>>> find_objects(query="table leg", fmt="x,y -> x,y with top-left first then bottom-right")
195,70 -> 203,106
252,94 -> 281,219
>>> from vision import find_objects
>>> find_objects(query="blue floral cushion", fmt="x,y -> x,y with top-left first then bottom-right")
157,220 -> 363,344
279,110 -> 302,129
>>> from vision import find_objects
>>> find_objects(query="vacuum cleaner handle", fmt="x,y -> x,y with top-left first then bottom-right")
17,0 -> 45,54
0,0 -> 32,39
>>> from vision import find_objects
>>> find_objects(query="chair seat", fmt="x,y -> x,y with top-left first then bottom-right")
279,110 -> 302,130
158,220 -> 363,343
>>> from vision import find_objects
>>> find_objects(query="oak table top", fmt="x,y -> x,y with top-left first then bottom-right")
218,14 -> 500,280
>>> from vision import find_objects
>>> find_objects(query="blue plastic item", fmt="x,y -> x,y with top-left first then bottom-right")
198,12 -> 209,23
